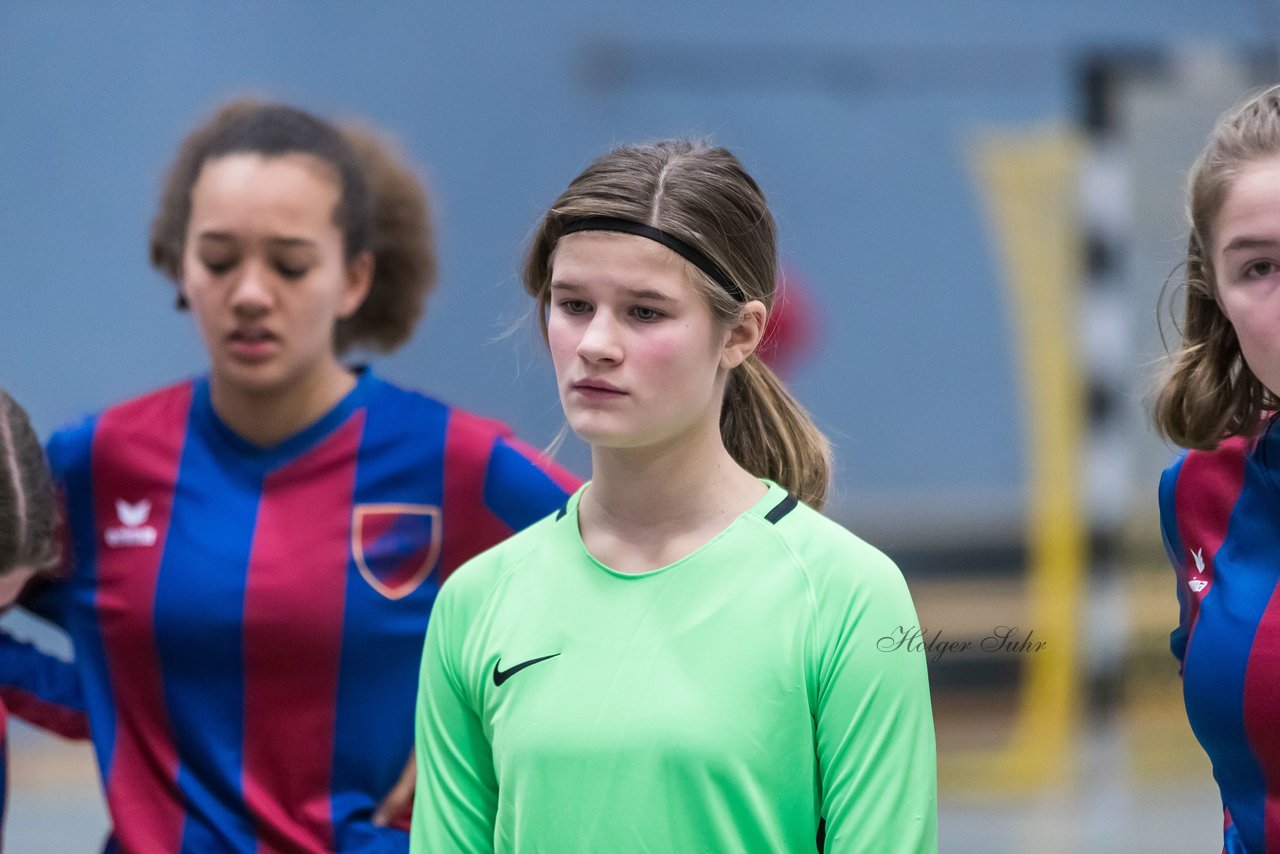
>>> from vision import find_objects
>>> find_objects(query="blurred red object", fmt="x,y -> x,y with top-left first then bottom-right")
757,267 -> 819,378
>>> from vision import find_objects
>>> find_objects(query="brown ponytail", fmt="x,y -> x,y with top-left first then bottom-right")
722,354 -> 831,509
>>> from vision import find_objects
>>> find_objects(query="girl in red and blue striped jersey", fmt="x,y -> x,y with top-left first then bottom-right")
1155,84 -> 1280,854
14,101 -> 576,853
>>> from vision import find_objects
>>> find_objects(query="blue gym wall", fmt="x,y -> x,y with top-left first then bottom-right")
0,2 -> 1273,528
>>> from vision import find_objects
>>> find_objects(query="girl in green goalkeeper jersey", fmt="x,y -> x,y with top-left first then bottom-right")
412,140 -> 937,853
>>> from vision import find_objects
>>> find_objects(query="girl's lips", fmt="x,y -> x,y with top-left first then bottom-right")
228,330 -> 280,361
572,382 -> 626,398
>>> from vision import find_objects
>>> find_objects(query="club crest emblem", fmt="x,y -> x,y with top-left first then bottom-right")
352,504 -> 441,600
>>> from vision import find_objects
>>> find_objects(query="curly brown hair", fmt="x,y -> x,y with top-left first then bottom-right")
1154,84 -> 1280,449
149,99 -> 436,354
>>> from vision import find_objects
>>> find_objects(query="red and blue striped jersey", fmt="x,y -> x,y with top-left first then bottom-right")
0,631 -> 88,850
30,369 -> 577,853
1160,426 -> 1280,854
0,631 -> 88,739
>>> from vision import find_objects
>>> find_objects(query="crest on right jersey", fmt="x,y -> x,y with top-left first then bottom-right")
352,503 -> 441,600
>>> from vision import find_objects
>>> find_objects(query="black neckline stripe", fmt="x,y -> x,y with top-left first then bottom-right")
764,493 -> 799,524
556,503 -> 568,521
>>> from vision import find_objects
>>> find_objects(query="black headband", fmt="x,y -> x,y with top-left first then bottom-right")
560,216 -> 746,302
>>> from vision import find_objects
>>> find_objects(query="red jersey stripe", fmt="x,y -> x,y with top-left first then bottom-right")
439,410 -> 511,579
0,687 -> 89,740
1245,597 -> 1280,851
241,413 -> 363,854
1174,437 -> 1250,648
94,383 -> 191,852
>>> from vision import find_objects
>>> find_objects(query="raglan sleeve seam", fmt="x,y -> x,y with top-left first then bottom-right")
754,514 -> 937,852
744,516 -> 821,698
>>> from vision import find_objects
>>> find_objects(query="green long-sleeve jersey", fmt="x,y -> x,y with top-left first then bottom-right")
412,480 -> 937,853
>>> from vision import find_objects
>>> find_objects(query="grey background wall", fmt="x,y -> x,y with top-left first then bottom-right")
1,1 -> 1274,531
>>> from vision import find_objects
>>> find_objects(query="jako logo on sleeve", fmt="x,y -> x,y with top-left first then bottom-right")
105,499 -> 158,548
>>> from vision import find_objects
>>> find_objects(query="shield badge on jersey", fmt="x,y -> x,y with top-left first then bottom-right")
352,504 -> 442,600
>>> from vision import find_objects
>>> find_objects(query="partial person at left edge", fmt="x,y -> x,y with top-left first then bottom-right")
9,100 -> 577,853
0,388 -> 90,850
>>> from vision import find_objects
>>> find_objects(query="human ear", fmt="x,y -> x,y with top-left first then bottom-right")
720,300 -> 767,370
175,256 -> 190,310
339,251 -> 375,319
0,566 -> 37,607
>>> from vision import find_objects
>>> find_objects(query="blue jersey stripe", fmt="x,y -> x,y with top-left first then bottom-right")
44,416 -> 116,785
1158,455 -> 1189,664
483,438 -> 576,531
330,383 -> 448,850
157,407 -> 258,853
0,634 -> 86,739
1183,459 -> 1274,853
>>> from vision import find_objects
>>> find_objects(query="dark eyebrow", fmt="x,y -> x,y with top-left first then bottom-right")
267,237 -> 318,250
620,287 -> 674,302
549,281 -> 674,302
196,232 -> 317,250
1221,236 -> 1280,254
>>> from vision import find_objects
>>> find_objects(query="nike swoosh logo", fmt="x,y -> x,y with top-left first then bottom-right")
492,653 -> 560,686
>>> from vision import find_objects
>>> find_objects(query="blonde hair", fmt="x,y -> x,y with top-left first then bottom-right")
1155,84 -> 1280,448
523,140 -> 832,508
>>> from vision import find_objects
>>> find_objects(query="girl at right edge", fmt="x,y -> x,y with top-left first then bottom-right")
412,139 -> 937,852
1156,84 -> 1280,854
